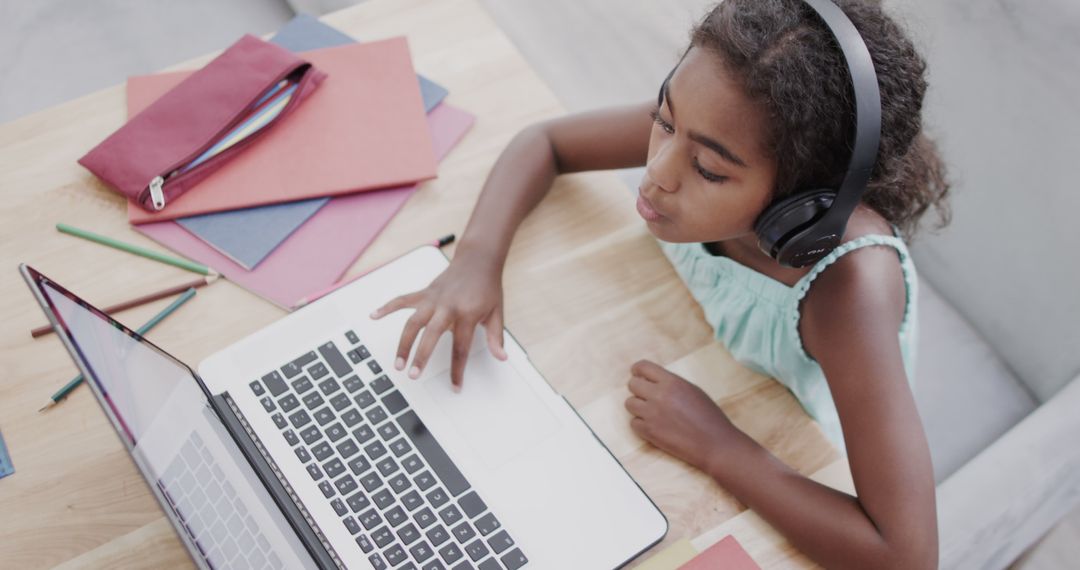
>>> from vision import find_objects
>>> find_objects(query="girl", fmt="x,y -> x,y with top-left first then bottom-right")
373,0 -> 949,567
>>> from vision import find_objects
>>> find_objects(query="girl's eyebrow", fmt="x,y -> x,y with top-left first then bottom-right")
664,82 -> 749,168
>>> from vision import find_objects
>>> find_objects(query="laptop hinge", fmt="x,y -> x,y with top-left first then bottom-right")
210,392 -> 342,570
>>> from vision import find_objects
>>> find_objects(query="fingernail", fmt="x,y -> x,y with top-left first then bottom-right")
409,366 -> 420,379
369,310 -> 379,319
395,357 -> 405,370
452,384 -> 462,394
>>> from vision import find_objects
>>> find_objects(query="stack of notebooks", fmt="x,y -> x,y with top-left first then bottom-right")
128,15 -> 475,309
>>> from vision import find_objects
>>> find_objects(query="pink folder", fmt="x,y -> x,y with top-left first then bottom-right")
126,38 -> 436,224
679,536 -> 761,570
135,103 -> 474,309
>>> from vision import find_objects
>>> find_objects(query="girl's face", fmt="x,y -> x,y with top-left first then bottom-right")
640,47 -> 777,244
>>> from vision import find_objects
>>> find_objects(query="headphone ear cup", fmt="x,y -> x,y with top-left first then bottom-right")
754,190 -> 836,259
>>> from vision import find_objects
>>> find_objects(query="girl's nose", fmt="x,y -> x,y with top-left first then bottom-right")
645,142 -> 680,193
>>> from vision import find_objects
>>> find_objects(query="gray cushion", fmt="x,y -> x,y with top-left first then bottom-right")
913,277 -> 1037,482
891,0 -> 1080,402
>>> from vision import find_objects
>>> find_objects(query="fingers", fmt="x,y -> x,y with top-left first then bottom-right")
630,359 -> 673,382
408,312 -> 452,379
624,395 -> 649,418
483,307 -> 507,361
628,375 -> 657,398
449,322 -> 476,393
394,308 -> 432,371
371,291 -> 420,320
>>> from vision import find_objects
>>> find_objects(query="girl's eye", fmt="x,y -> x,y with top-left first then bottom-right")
649,109 -> 675,135
693,158 -> 727,183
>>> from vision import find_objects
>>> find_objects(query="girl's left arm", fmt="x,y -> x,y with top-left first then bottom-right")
629,245 -> 937,569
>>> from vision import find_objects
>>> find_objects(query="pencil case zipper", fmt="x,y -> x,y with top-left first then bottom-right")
139,63 -> 315,211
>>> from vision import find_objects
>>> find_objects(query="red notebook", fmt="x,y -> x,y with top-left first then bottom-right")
126,37 -> 436,224
679,536 -> 761,570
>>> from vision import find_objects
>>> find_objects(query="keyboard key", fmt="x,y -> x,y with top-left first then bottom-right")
377,457 -> 400,477
439,542 -> 464,565
426,488 -> 449,509
318,481 -> 334,499
302,391 -> 325,410
355,533 -> 374,553
382,391 -> 409,415
386,506 -> 408,527
306,463 -> 323,481
423,561 -> 446,570
249,381 -> 265,396
330,393 -> 351,411
348,347 -> 369,363
415,470 -> 436,491
289,409 -> 312,429
368,553 -> 387,570
283,429 -> 299,446
415,507 -> 437,529
335,474 -> 359,496
344,516 -> 361,535
371,375 -> 393,394
319,377 -> 341,396
390,438 -> 413,457
373,488 -> 395,510
308,362 -> 329,380
331,498 -> 347,516
479,559 -> 500,570
397,522 -> 421,545
402,455 -> 423,474
259,397 -> 276,412
337,438 -> 360,460
279,394 -> 300,413
287,351 -> 318,375
346,489 -> 371,512
388,473 -> 411,494
313,406 -> 335,426
385,544 -> 408,566
426,524 -> 451,547
451,522 -> 476,543
291,376 -> 314,394
300,426 -> 322,445
352,425 -> 375,444
318,341 -> 353,378
343,376 -> 364,393
458,492 -> 487,519
324,458 -> 345,479
366,407 -> 388,425
439,505 -> 463,527
397,411 -> 471,496
475,513 -> 501,537
342,408 -> 363,427
354,390 -> 376,409
346,330 -> 360,344
359,508 -> 382,530
365,441 -> 387,460
487,530 -> 513,554
372,526 -> 394,548
378,421 -> 401,441
402,490 -> 424,511
368,360 -> 383,375
464,539 -> 488,562
312,442 -> 334,461
348,455 -> 371,476
271,413 -> 287,429
411,541 -> 435,563
360,472 -> 383,492
294,447 -> 311,463
262,371 -> 288,396
501,548 -> 527,570
326,422 -> 347,442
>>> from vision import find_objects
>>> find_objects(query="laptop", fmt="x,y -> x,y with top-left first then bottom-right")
21,245 -> 667,569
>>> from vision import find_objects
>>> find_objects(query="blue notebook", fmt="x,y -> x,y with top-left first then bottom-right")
174,15 -> 449,270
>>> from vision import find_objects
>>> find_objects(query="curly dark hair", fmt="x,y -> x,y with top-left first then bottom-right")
690,0 -> 950,238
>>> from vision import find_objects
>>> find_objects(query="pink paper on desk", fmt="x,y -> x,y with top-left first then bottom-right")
135,103 -> 474,309
126,38 -> 437,224
679,536 -> 761,570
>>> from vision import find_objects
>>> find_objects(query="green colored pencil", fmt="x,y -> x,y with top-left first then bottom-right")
39,287 -> 198,412
56,223 -> 215,276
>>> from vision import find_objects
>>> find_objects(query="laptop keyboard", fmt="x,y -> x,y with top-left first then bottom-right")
158,431 -> 283,569
249,331 -> 528,570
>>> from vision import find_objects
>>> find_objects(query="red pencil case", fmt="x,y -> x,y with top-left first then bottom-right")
79,34 -> 327,212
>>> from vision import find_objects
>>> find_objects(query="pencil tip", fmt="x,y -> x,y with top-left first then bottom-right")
38,401 -> 54,412
207,270 -> 221,280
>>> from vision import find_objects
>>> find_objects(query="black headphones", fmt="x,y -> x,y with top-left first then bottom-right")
659,0 -> 881,268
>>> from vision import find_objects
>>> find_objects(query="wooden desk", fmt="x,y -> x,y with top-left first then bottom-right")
0,0 -> 846,567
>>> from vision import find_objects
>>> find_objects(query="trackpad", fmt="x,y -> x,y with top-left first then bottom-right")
423,353 -> 560,470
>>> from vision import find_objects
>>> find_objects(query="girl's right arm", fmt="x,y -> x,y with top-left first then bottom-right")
371,101 -> 656,389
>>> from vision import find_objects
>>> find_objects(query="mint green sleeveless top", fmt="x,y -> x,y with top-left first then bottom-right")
658,233 -> 919,450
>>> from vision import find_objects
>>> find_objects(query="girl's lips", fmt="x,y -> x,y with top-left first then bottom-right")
636,194 -> 664,222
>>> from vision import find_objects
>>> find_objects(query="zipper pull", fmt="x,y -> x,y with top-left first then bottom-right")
148,176 -> 166,211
